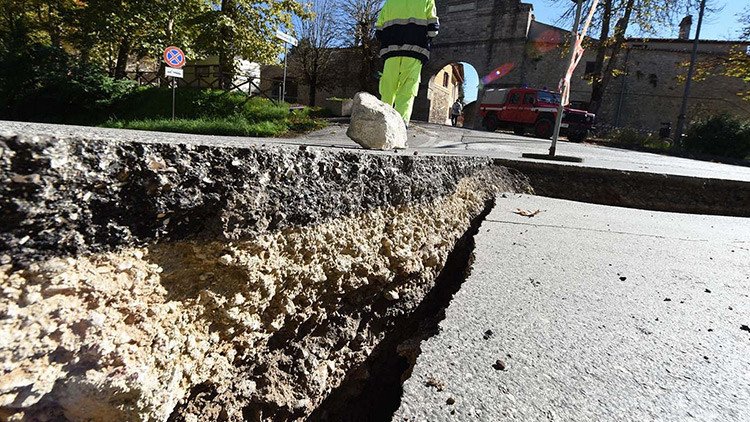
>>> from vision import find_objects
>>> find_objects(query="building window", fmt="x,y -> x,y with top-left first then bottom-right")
443,72 -> 449,88
584,61 -> 596,78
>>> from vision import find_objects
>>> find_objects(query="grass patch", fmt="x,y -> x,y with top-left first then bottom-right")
104,116 -> 289,137
103,88 -> 326,137
608,127 -> 669,149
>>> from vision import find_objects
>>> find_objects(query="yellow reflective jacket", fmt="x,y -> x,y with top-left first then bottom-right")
375,0 -> 439,63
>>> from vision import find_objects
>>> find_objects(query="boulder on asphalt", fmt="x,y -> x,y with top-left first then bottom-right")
347,92 -> 407,150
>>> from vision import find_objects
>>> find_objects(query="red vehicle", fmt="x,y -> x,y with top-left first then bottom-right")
479,87 -> 595,142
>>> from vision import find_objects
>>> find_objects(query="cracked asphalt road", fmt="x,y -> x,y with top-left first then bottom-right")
2,120 -> 749,182
395,194 -> 750,421
2,121 -> 749,420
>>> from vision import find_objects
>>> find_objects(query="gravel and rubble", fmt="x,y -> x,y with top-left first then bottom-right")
0,132 -> 530,421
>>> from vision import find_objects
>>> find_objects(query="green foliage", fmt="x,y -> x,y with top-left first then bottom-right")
684,115 -> 750,160
104,116 -> 289,137
68,0 -> 211,70
0,0 -> 320,135
287,109 -> 328,132
194,0 -> 311,72
0,42 -> 136,123
109,88 -> 288,121
1,0 -> 308,79
105,88 -> 326,136
605,127 -> 667,149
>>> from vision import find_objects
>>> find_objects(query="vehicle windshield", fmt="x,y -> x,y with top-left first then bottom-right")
537,91 -> 561,105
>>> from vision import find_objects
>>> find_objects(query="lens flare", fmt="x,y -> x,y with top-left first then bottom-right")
530,30 -> 561,54
481,63 -> 515,85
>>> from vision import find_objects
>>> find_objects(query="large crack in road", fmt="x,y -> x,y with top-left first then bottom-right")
309,199 -> 495,422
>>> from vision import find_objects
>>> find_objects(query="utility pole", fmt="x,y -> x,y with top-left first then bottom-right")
550,0 -> 583,157
673,0 -> 706,149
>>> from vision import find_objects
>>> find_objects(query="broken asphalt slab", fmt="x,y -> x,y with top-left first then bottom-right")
2,120 -> 750,183
3,120 -> 748,217
396,194 -> 750,421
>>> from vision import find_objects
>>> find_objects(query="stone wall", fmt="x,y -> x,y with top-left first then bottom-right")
260,0 -> 750,130
597,40 -> 750,130
413,0 -> 750,129
414,0 -> 533,121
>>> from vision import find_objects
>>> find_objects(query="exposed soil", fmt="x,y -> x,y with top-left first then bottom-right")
308,199 -> 494,422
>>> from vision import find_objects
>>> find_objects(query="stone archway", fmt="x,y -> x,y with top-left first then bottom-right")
413,0 -> 535,122
424,62 -> 480,126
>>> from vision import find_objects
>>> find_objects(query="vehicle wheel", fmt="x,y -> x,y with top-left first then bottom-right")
513,126 -> 525,136
483,115 -> 500,132
534,117 -> 554,139
567,130 -> 588,143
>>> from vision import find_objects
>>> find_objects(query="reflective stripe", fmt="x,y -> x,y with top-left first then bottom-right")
427,31 -> 438,37
531,107 -> 559,113
378,17 -> 430,30
380,44 -> 431,59
378,17 -> 439,30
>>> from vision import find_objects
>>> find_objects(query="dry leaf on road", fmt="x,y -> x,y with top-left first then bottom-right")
513,208 -> 542,217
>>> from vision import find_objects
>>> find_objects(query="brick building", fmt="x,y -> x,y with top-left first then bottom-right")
265,0 -> 749,130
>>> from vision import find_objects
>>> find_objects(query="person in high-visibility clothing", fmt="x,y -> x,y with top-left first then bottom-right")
375,0 -> 439,126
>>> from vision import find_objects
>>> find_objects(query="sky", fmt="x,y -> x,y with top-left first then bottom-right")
528,0 -> 748,40
461,0 -> 748,102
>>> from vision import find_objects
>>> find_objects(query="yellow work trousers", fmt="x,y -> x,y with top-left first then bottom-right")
379,57 -> 422,125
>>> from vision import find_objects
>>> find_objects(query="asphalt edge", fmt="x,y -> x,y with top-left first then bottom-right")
494,158 -> 750,218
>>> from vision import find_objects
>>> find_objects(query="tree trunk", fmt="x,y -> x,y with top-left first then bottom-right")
309,53 -> 319,106
361,32 -> 378,94
218,0 -> 235,90
588,0 -> 613,113
309,78 -> 317,106
114,37 -> 131,80
589,0 -> 635,116
48,0 -> 62,48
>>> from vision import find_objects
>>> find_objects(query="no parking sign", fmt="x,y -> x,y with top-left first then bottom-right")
163,46 -> 186,68
163,46 -> 186,121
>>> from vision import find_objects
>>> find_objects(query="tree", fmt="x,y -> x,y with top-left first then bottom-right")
728,7 -> 750,99
336,0 -> 381,93
555,0 -> 703,115
289,0 -> 341,106
193,0 -> 310,89
689,8 -> 750,101
66,0 -> 210,79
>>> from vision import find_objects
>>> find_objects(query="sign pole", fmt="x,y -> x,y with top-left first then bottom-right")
171,77 -> 176,121
550,0 -> 583,157
282,41 -> 288,103
274,30 -> 298,103
163,46 -> 186,120
673,0 -> 706,150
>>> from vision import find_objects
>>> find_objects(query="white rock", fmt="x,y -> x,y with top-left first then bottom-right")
117,261 -> 133,272
89,311 -> 107,327
347,92 -> 407,150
